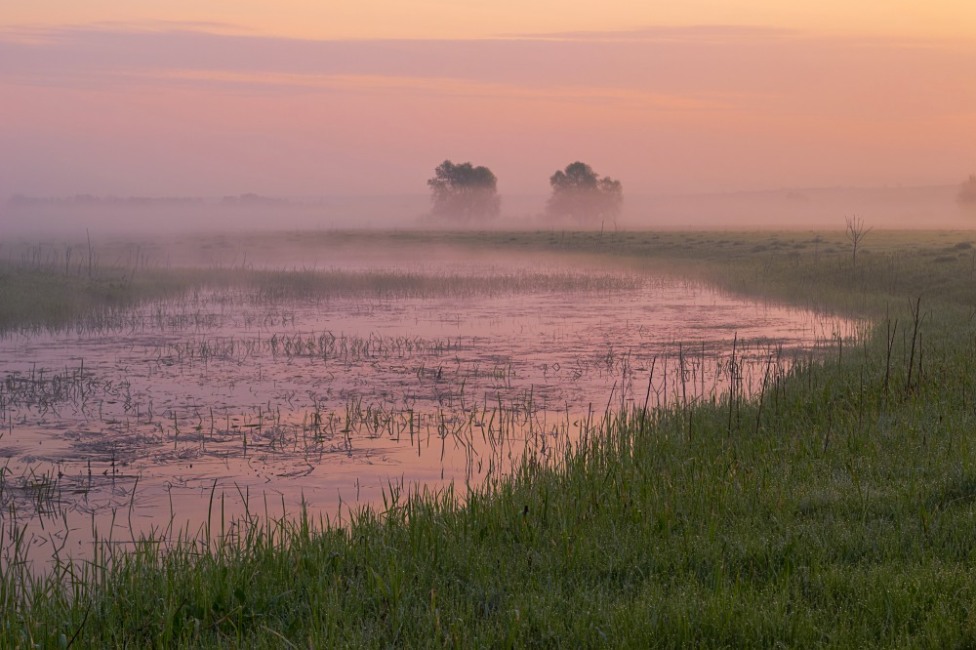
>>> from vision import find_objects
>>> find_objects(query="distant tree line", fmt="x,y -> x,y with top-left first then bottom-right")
6,194 -> 290,208
220,193 -> 288,207
426,160 -> 622,226
6,194 -> 206,207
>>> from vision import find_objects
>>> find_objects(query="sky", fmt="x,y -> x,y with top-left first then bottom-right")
1,1 -> 975,203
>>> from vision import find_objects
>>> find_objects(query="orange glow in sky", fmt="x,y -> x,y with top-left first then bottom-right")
5,1 -> 976,40
1,1 -> 974,213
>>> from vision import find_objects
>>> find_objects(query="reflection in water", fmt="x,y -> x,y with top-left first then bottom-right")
0,261 -> 859,569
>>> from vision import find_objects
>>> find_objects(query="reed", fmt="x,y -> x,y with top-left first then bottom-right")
5,228 -> 976,646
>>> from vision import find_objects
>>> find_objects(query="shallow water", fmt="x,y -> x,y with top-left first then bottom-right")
0,256 -> 858,569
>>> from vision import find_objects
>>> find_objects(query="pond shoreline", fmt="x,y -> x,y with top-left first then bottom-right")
1,237 -> 856,569
4,228 -> 976,647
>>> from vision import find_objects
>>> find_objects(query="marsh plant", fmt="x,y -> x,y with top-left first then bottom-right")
7,228 -> 969,646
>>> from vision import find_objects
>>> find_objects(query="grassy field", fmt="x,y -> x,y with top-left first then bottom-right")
4,228 -> 976,647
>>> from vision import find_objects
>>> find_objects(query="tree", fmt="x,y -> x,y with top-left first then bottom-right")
546,161 -> 622,226
845,214 -> 871,280
958,174 -> 976,205
427,160 -> 500,222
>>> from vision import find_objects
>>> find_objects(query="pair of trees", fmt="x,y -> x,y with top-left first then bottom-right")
427,160 -> 622,225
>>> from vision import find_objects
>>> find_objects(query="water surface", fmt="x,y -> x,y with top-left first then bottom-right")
0,252 -> 858,568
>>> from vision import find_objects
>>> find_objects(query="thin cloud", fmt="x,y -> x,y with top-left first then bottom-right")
0,20 -> 251,44
503,24 -> 804,42
3,23 -> 973,107
2,22 -> 973,197
148,68 -> 732,113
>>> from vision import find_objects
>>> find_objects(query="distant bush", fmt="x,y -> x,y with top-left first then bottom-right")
958,174 -> 976,205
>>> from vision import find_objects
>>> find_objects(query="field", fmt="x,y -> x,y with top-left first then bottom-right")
3,227 -> 976,647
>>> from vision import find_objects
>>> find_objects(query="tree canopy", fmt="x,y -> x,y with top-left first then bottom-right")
545,162 -> 622,225
427,160 -> 500,222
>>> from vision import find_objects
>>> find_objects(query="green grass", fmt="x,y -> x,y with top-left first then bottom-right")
5,228 -> 976,647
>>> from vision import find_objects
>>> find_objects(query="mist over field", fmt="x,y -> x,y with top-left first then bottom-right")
3,184 -> 973,237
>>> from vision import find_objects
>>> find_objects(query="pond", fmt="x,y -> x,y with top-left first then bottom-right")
0,246 -> 859,569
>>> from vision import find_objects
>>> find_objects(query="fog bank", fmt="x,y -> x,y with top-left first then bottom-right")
3,184 -> 974,238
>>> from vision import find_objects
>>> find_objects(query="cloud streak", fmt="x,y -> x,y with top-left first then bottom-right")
2,24 -> 971,91
3,24 -> 973,122
1,23 -> 973,198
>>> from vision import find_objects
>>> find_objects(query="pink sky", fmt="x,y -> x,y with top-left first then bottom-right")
1,3 -> 974,201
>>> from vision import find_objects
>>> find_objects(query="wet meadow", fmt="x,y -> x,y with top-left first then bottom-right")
4,227 -> 976,646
